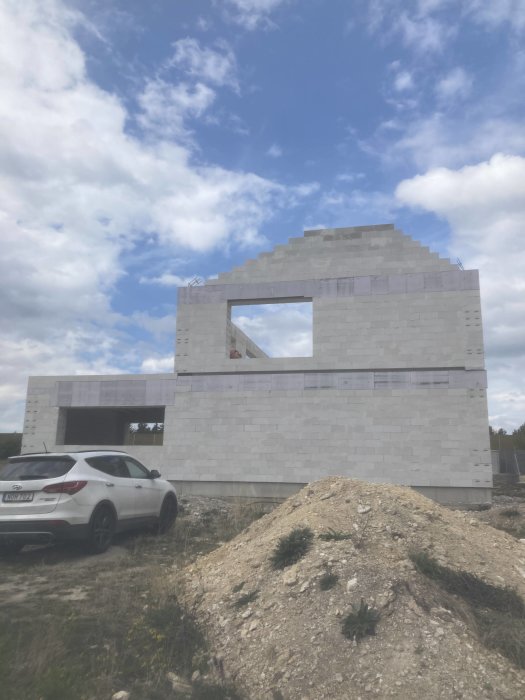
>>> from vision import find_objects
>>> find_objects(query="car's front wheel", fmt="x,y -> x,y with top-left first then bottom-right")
87,504 -> 116,554
158,495 -> 178,534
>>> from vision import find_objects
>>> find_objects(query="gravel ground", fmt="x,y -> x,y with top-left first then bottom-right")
181,478 -> 525,700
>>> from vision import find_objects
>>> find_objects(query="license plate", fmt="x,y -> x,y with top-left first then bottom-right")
3,492 -> 34,503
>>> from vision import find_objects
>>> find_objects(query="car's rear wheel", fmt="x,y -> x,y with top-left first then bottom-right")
87,504 -> 116,554
158,495 -> 178,534
0,540 -> 23,556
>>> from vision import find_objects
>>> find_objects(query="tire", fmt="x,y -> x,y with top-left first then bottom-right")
158,495 -> 178,535
87,504 -> 116,554
0,540 -> 23,556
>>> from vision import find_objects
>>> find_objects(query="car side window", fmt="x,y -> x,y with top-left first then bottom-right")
87,456 -> 125,477
123,458 -> 150,479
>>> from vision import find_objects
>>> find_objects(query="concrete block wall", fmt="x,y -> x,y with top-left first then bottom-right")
175,229 -> 483,375
165,386 -> 491,490
207,225 -> 455,284
21,371 -> 492,504
21,224 -> 492,504
228,319 -> 268,358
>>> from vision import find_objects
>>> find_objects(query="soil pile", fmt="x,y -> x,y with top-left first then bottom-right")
182,478 -> 525,699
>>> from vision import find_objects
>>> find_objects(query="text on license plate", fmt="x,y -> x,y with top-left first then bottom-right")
3,492 -> 34,503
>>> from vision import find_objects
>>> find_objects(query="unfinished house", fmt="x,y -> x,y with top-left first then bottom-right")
22,224 -> 492,504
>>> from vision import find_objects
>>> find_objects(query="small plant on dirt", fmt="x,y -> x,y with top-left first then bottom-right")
318,529 -> 353,541
341,599 -> 380,641
501,508 -> 521,518
319,571 -> 339,590
409,551 -> 525,615
475,609 -> 525,669
270,527 -> 314,569
232,581 -> 245,593
232,590 -> 259,608
410,550 -> 525,668
353,512 -> 372,550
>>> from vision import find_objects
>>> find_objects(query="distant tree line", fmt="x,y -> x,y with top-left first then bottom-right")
129,422 -> 164,434
490,422 -> 525,451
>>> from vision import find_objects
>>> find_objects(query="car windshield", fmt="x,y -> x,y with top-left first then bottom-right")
0,457 -> 76,481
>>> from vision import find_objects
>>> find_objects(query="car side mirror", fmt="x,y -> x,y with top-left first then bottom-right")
149,469 -> 161,479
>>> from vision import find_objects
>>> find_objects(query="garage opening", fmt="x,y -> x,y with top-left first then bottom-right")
229,300 -> 313,359
58,407 -> 165,446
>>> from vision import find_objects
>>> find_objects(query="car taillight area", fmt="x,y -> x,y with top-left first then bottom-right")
42,481 -> 88,495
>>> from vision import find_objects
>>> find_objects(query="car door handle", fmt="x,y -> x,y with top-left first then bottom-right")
135,484 -> 143,489
105,482 -> 115,487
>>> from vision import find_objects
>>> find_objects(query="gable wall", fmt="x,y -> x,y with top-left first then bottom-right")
21,225 -> 492,504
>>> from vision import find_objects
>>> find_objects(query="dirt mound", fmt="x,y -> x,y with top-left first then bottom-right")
182,478 -> 525,699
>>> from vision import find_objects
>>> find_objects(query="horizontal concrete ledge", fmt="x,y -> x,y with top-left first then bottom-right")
179,269 -> 479,304
174,480 -> 305,501
173,480 -> 492,506
51,368 -> 487,406
413,486 -> 492,507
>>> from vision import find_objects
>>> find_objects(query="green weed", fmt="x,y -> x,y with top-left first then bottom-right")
341,599 -> 380,641
270,527 -> 314,569
232,590 -> 259,608
318,529 -> 353,541
410,550 -> 525,668
319,572 -> 339,590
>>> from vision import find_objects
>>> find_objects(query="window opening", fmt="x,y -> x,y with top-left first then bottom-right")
59,407 -> 165,446
229,300 -> 312,359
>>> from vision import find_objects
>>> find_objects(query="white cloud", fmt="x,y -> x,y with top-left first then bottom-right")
232,303 -> 313,357
464,0 -> 525,32
396,12 -> 453,52
169,38 -> 238,90
393,70 -> 414,91
141,355 -> 175,373
129,313 -> 174,340
436,67 -> 472,101
336,172 -> 366,183
379,113 -> 525,169
224,0 -> 290,30
0,0 -> 312,430
396,153 -> 525,429
364,0 -> 525,56
138,79 -> 216,140
364,1 -> 455,52
312,188 -> 396,230
267,143 -> 283,158
139,273 -> 200,287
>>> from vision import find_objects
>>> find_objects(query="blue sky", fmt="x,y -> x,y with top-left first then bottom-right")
1,0 -> 525,431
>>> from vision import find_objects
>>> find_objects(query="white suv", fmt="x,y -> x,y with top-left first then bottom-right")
0,451 -> 178,555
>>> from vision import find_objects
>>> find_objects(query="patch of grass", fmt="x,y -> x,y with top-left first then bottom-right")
475,503 -> 491,511
0,497 -> 261,700
341,599 -> 380,641
318,529 -> 353,541
319,571 -> 338,590
475,610 -> 525,669
501,508 -> 521,518
497,523 -> 525,539
192,681 -> 245,699
410,550 -> 525,669
35,668 -> 80,700
409,551 -> 525,615
270,527 -> 314,569
232,590 -> 259,608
